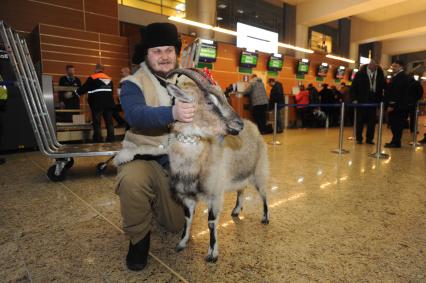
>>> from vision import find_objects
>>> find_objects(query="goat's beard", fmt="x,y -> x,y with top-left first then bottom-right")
146,57 -> 179,78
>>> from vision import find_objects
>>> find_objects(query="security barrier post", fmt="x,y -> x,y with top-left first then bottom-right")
331,103 -> 349,154
410,102 -> 421,148
268,103 -> 281,145
369,102 -> 390,159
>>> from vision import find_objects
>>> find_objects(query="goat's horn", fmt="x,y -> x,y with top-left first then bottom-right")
166,68 -> 214,93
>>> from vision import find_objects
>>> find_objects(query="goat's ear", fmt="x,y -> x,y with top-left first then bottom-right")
166,83 -> 193,103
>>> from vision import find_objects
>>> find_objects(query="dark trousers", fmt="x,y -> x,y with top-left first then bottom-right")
388,109 -> 406,146
252,104 -> 268,133
91,108 -> 115,142
356,108 -> 376,142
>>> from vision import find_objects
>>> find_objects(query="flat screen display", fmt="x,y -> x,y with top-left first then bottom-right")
335,66 -> 346,79
317,63 -> 329,77
240,51 -> 258,68
267,55 -> 283,71
297,60 -> 309,74
198,43 -> 217,63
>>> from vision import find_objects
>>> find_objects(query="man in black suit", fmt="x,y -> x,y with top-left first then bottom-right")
58,65 -> 81,122
350,60 -> 386,144
385,60 -> 410,148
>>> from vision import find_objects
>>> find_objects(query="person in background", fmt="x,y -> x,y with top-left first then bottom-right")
0,75 -> 7,165
267,78 -> 284,133
295,84 -> 310,128
243,74 -> 271,134
112,67 -> 130,129
407,73 -> 424,133
384,60 -> 410,148
58,64 -> 81,122
340,82 -> 353,126
319,83 -> 337,126
350,60 -> 386,144
75,64 -> 115,143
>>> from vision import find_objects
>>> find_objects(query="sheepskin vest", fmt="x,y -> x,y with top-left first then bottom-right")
114,62 -> 173,166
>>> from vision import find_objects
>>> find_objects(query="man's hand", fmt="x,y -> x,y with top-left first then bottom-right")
172,100 -> 196,123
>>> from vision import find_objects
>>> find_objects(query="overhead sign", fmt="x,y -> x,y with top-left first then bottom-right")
236,22 -> 278,54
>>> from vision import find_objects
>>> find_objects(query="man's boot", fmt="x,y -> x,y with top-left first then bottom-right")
126,232 -> 150,271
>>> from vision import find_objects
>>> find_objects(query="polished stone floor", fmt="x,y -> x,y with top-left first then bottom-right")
1,125 -> 425,282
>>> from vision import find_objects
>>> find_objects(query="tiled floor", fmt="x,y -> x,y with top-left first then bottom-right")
1,125 -> 425,282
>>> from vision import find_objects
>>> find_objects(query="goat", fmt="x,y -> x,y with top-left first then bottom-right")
164,68 -> 270,263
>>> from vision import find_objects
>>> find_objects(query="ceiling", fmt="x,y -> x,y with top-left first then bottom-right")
356,0 -> 426,22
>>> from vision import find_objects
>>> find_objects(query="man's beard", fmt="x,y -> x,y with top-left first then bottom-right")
146,57 -> 179,78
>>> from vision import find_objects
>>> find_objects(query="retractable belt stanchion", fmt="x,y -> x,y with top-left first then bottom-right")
268,102 -> 281,145
347,105 -> 357,141
369,102 -> 390,159
410,101 -> 421,148
331,102 -> 349,154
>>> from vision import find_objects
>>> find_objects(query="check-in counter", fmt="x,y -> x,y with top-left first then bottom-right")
228,92 -> 252,120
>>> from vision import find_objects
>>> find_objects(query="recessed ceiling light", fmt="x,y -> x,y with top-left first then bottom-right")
218,4 -> 227,8
217,17 -> 223,21
237,9 -> 244,14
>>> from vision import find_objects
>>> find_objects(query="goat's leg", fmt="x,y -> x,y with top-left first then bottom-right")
255,185 -> 269,224
231,189 -> 244,217
205,197 -> 222,263
176,198 -> 196,252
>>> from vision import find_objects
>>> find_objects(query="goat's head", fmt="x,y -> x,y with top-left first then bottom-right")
166,68 -> 244,137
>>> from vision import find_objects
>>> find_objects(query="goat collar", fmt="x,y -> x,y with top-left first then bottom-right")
176,133 -> 201,145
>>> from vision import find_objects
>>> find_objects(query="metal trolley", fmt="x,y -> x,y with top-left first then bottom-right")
0,21 -> 121,181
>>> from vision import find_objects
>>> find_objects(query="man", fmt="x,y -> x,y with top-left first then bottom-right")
407,74 -> 424,133
267,78 -> 284,133
58,65 -> 81,122
114,23 -> 195,271
350,60 -> 386,144
75,64 -> 115,142
111,67 -> 130,128
243,74 -> 270,134
294,85 -> 310,128
340,82 -> 353,126
319,84 -> 337,126
385,60 -> 410,148
0,74 -> 7,165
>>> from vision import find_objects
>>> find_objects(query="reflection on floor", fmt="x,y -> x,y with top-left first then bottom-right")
1,126 -> 425,282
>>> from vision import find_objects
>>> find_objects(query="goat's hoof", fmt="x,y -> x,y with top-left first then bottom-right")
231,211 -> 239,218
261,218 -> 270,225
205,254 -> 218,263
175,244 -> 186,252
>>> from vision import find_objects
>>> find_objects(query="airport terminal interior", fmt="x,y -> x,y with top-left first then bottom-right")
1,0 -> 426,282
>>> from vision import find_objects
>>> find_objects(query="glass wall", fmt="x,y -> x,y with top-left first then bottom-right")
118,0 -> 186,17
216,0 -> 283,38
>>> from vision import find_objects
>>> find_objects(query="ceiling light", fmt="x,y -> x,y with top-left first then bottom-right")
278,42 -> 314,54
168,16 -> 212,30
212,26 -> 238,36
325,54 -> 355,63
218,4 -> 227,8
237,9 -> 244,14
217,17 -> 223,21
175,3 -> 185,11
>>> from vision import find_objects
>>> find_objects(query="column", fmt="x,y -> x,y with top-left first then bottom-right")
295,24 -> 308,59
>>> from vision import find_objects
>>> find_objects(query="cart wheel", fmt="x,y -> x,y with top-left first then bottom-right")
96,162 -> 108,175
47,164 -> 66,182
65,158 -> 74,169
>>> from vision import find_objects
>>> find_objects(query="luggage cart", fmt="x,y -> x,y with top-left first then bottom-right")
0,21 -> 121,181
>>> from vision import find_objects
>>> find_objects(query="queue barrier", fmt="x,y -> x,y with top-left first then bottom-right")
269,102 -> 397,159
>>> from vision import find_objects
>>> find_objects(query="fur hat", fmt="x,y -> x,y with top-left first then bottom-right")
132,22 -> 182,64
